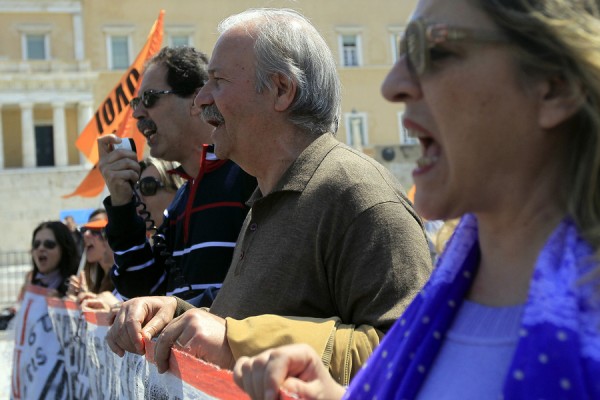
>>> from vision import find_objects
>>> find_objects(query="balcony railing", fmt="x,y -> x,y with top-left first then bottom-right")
0,59 -> 91,74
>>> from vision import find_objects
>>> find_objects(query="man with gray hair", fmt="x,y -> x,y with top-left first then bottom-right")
106,9 -> 431,385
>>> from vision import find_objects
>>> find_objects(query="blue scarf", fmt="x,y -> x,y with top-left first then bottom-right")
344,214 -> 600,399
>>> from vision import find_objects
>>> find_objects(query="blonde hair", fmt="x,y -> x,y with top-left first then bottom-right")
478,0 -> 600,259
139,157 -> 184,192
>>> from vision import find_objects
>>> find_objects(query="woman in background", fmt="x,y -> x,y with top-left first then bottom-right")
80,210 -> 113,294
135,157 -> 184,230
67,209 -> 120,310
28,220 -> 79,297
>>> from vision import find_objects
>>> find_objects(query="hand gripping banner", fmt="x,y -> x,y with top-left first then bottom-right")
11,286 -> 300,399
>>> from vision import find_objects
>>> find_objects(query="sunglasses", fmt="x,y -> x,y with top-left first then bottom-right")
130,89 -> 182,111
79,227 -> 105,238
32,239 -> 57,250
135,176 -> 165,197
400,18 -> 507,77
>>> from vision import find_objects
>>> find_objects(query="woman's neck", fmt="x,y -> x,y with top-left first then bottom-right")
34,268 -> 63,290
467,207 -> 564,306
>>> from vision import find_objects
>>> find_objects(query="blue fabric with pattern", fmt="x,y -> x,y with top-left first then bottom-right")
344,213 -> 600,399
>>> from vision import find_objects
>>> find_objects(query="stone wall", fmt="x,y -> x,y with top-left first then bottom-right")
0,166 -> 104,253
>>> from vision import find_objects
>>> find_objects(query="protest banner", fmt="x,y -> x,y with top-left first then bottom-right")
83,312 -> 129,399
84,311 -> 250,399
13,286 -> 299,399
11,285 -> 67,400
46,298 -> 91,399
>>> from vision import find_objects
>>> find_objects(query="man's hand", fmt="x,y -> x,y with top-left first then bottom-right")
153,308 -> 234,374
97,134 -> 140,206
106,296 -> 177,357
233,344 -> 345,400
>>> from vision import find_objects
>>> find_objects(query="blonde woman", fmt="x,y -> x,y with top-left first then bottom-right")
134,157 -> 184,229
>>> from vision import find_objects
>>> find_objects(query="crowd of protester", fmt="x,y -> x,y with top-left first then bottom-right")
9,1 -> 600,399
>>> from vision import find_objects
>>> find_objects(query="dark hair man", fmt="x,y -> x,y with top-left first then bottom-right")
98,46 -> 256,307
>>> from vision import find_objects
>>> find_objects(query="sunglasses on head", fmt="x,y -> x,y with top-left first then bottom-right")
130,89 -> 182,111
135,176 -> 165,197
33,239 -> 57,250
399,18 -> 507,77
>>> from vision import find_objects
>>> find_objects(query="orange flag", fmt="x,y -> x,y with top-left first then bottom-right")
64,10 -> 164,198
75,9 -> 164,166
63,108 -> 145,198
62,164 -> 105,198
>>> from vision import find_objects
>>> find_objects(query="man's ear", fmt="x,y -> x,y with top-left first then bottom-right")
538,75 -> 584,129
190,88 -> 202,116
272,73 -> 297,112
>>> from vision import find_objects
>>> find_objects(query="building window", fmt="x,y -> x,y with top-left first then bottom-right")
345,111 -> 368,147
398,112 -> 418,145
336,27 -> 363,67
340,34 -> 361,67
19,24 -> 52,60
169,34 -> 190,47
103,26 -> 134,70
109,35 -> 130,70
25,34 -> 48,60
35,125 -> 54,166
166,26 -> 195,48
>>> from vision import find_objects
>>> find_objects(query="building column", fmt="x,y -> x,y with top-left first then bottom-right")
0,104 -> 4,169
77,100 -> 93,165
52,102 -> 68,167
20,102 -> 35,168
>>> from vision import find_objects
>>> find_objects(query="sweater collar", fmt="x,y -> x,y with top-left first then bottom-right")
247,133 -> 349,205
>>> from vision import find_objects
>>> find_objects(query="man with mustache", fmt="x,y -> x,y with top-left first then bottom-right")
105,10 -> 432,385
97,46 -> 256,307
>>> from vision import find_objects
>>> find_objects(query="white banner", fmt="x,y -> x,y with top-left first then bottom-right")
11,286 -> 67,400
47,298 -> 90,399
11,286 -> 284,400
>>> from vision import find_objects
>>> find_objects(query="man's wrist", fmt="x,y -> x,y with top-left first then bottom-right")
109,192 -> 134,207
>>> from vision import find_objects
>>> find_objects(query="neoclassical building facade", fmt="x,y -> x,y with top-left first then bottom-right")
0,0 -> 418,252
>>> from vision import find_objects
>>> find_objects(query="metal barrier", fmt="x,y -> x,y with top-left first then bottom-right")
0,251 -> 31,309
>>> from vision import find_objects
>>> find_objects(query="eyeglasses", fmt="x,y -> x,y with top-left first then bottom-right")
32,240 -> 57,250
400,18 -> 507,77
130,89 -> 181,111
135,176 -> 165,197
